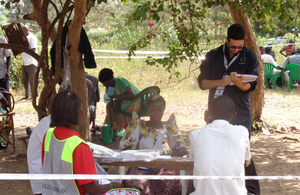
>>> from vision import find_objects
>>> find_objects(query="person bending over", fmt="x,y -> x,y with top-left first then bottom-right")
98,68 -> 140,133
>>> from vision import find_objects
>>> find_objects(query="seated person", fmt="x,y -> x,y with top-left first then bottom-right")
262,47 -> 289,88
98,68 -> 140,133
259,46 -> 264,55
0,92 -> 9,149
41,90 -> 122,195
27,114 -> 51,194
119,94 -> 187,195
267,44 -> 276,61
189,95 -> 251,195
56,75 -> 100,133
282,48 -> 300,68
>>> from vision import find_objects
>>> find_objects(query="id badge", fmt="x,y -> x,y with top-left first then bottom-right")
213,86 -> 225,98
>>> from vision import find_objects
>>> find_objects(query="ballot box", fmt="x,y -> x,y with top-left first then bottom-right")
2,22 -> 29,57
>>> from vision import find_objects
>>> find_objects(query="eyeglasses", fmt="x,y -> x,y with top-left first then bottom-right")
227,42 -> 244,50
229,46 -> 243,50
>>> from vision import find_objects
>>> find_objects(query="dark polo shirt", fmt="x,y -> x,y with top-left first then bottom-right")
198,44 -> 259,124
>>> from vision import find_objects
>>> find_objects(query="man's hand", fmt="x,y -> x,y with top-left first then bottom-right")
277,66 -> 287,72
220,75 -> 231,86
108,95 -> 114,102
204,109 -> 212,124
230,72 -> 243,86
3,73 -> 9,82
244,160 -> 251,167
230,72 -> 251,91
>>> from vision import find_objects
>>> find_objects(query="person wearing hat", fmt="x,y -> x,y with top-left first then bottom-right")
280,39 -> 295,57
98,68 -> 140,133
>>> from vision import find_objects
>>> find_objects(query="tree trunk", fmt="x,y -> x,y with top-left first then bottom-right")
68,0 -> 90,141
22,0 -> 74,121
229,4 -> 265,120
23,0 -> 61,120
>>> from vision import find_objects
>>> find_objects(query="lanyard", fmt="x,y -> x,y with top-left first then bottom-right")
223,44 -> 240,70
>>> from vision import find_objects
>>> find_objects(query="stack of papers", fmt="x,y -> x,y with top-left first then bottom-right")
229,74 -> 258,86
88,142 -> 160,163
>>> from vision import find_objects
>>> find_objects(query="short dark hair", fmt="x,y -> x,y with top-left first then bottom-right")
146,94 -> 166,110
98,68 -> 114,82
210,95 -> 235,121
265,47 -> 272,54
50,90 -> 82,127
227,23 -> 246,41
259,46 -> 264,53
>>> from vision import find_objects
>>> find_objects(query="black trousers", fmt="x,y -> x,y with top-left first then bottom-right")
236,120 -> 261,195
0,78 -> 9,91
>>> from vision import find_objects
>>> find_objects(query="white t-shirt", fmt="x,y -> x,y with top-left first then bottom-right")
262,53 -> 277,65
189,120 -> 251,195
27,115 -> 51,194
21,32 -> 38,66
262,54 -> 279,74
0,36 -> 12,79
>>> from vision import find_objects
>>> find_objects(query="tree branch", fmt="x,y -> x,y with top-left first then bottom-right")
0,43 -> 40,61
46,4 -> 74,39
187,0 -> 200,54
49,0 -> 60,16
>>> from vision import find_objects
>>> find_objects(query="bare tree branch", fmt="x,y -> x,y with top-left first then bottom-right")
47,5 -> 74,39
0,43 -> 40,61
49,0 -> 60,15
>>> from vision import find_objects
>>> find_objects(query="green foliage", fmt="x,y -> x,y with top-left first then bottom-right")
121,0 -> 300,75
252,118 -> 264,131
0,1 -> 10,9
283,33 -> 296,41
10,55 -> 23,90
109,25 -> 145,50
0,9 -> 9,27
125,1 -> 231,74
86,27 -> 111,44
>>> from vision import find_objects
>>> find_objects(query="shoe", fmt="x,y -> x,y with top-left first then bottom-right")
26,127 -> 32,136
0,142 -> 7,149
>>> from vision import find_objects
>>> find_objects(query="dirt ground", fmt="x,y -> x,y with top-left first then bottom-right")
1,92 -> 300,195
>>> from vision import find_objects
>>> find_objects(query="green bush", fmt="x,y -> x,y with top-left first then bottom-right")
10,55 -> 23,90
87,27 -> 111,44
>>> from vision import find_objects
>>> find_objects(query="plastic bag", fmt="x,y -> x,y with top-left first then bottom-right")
119,149 -> 160,162
88,142 -> 160,163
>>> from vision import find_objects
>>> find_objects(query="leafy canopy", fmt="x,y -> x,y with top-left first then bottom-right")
124,0 -> 300,75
